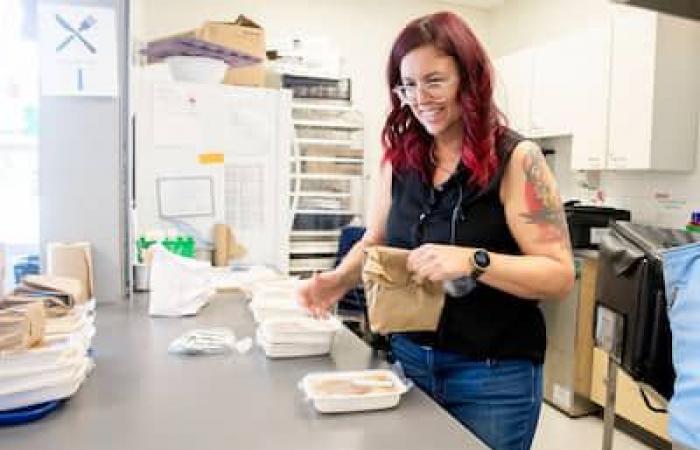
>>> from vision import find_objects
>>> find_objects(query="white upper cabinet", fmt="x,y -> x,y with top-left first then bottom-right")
493,47 -> 534,135
570,25 -> 612,171
530,33 -> 579,138
607,6 -> 700,171
495,6 -> 700,172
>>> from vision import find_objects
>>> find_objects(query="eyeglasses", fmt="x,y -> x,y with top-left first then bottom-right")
392,78 -> 458,105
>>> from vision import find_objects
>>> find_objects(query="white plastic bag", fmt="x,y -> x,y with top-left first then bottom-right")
148,245 -> 212,317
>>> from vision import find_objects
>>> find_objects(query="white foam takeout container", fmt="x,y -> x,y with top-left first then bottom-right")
249,294 -> 308,323
250,278 -> 302,298
300,369 -> 409,413
256,328 -> 331,358
260,316 -> 342,345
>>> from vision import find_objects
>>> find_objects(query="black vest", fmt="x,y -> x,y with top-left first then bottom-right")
385,129 -> 546,363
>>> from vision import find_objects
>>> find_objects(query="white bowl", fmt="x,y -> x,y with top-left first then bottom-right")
165,56 -> 228,83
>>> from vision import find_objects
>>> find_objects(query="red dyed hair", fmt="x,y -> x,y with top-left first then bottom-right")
382,12 -> 506,189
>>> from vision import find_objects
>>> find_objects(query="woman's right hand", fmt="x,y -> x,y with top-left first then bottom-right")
297,270 -> 348,318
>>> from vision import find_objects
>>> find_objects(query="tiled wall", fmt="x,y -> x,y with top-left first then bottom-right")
539,136 -> 699,229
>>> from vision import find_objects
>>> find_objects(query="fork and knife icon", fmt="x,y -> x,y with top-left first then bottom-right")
55,13 -> 97,54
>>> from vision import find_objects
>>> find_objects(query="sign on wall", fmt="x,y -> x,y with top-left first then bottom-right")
38,4 -> 117,97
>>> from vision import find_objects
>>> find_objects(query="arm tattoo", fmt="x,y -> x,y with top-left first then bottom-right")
519,148 -> 571,246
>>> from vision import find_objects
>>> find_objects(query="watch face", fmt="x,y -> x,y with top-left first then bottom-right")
474,250 -> 490,268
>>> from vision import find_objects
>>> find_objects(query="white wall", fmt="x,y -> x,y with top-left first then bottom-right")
489,0 -> 700,228
133,0 -> 491,202
487,0 -> 612,57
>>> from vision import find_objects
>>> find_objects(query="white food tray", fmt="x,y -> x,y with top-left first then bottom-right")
300,369 -> 409,413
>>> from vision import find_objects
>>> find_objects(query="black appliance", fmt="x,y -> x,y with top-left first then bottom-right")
596,221 -> 700,400
611,0 -> 700,22
564,201 -> 631,249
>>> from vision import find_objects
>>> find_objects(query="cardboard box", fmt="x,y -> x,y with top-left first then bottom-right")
46,242 -> 94,302
182,16 -> 266,87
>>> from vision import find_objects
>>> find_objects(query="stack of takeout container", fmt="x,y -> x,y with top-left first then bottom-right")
0,273 -> 95,416
249,278 -> 343,358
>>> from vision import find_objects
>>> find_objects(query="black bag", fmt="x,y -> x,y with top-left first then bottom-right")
596,222 -> 699,400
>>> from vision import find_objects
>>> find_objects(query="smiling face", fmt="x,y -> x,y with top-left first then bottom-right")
398,45 -> 463,138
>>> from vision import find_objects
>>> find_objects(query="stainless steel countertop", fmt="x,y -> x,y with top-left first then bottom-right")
0,293 -> 487,449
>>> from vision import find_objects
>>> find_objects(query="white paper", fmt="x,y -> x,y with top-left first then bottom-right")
152,84 -> 202,148
157,176 -> 214,218
224,164 -> 265,230
38,4 -> 117,97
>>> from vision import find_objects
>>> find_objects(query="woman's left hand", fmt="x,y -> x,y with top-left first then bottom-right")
407,244 -> 473,282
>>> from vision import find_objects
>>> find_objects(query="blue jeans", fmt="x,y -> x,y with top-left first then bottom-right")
663,242 -> 700,450
391,334 -> 542,450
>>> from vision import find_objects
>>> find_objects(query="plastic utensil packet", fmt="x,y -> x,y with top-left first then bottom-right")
389,360 -> 415,392
234,337 -> 253,354
168,328 -> 236,356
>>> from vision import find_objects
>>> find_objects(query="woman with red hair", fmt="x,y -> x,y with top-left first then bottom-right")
298,11 -> 574,450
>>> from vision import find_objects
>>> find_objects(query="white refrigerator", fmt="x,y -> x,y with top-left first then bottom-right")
135,80 -> 292,272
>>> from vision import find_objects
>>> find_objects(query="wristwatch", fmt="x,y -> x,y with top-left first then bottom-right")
470,249 -> 490,279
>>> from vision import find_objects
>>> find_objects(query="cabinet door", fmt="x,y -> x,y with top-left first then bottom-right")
570,26 -> 612,171
494,48 -> 534,135
531,34 -> 578,137
607,6 -> 657,170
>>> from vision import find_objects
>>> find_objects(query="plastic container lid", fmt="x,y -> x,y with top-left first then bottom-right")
300,369 -> 408,413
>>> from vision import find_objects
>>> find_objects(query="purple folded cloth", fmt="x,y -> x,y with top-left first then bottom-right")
143,37 -> 261,68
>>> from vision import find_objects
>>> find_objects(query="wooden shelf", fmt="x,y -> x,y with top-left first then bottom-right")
292,102 -> 354,112
289,241 -> 338,255
290,230 -> 341,238
292,156 -> 362,164
295,137 -> 354,147
290,191 -> 351,198
293,120 -> 362,130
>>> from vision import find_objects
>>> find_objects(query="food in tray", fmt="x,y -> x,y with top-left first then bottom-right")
307,373 -> 399,396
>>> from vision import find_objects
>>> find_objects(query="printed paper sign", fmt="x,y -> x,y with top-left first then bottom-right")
38,4 -> 117,96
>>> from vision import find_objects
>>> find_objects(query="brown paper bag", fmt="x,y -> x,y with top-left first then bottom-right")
213,224 -> 247,267
0,303 -> 46,350
361,246 -> 444,334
